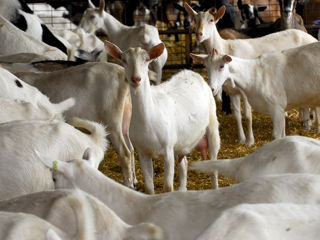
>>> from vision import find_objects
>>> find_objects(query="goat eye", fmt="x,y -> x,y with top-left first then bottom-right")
209,19 -> 214,22
52,177 -> 56,182
219,65 -> 224,70
90,15 -> 95,19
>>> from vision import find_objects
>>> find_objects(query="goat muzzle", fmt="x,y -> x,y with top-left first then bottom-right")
131,77 -> 141,87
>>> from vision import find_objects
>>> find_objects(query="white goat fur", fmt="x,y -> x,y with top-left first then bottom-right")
15,62 -> 136,188
0,15 -> 67,60
186,4 -> 318,145
0,67 -> 75,119
40,155 -> 320,240
0,119 -> 107,200
106,41 -> 220,193
191,136 -> 320,181
0,189 -> 165,240
0,98 -> 72,123
79,0 -> 168,84
196,203 -> 320,240
193,42 -> 320,139
0,212 -> 67,240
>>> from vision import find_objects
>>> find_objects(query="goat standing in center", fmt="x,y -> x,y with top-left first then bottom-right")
105,41 -> 220,193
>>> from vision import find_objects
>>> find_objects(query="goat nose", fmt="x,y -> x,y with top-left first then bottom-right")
132,77 -> 141,84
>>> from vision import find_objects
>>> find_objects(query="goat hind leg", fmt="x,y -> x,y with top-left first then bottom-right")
207,105 -> 221,189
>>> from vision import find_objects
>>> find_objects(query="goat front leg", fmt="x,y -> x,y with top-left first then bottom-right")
270,106 -> 286,139
163,150 -> 175,192
230,93 -> 246,144
242,95 -> 254,146
139,152 -> 154,194
177,156 -> 188,192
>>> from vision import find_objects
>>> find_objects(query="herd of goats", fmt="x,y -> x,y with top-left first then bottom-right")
0,0 -> 319,239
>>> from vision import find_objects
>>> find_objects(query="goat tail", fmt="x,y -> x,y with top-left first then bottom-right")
68,117 -> 109,151
189,158 -> 242,180
67,189 -> 96,240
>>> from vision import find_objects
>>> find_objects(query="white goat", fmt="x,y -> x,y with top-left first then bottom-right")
39,153 -> 320,240
191,42 -> 320,139
190,136 -> 320,182
186,3 -> 318,145
105,41 -> 220,193
0,97 -> 73,123
0,118 -> 107,200
0,67 -> 75,117
0,15 -> 67,60
196,203 -> 320,240
15,62 -> 136,188
79,0 -> 168,84
0,189 -> 165,240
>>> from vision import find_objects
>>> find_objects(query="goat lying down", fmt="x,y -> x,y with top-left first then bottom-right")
190,136 -> 320,182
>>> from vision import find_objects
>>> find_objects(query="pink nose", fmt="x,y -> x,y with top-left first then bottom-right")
132,77 -> 141,84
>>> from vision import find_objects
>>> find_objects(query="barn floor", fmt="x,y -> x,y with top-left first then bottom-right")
98,104 -> 320,194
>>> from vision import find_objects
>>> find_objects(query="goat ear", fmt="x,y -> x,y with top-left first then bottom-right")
88,0 -> 95,9
208,7 -> 217,16
35,149 -> 54,169
99,0 -> 105,13
104,41 -> 123,60
185,2 -> 197,17
149,43 -> 165,60
34,149 -> 71,175
214,6 -> 226,20
190,53 -> 207,62
223,55 -> 232,63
